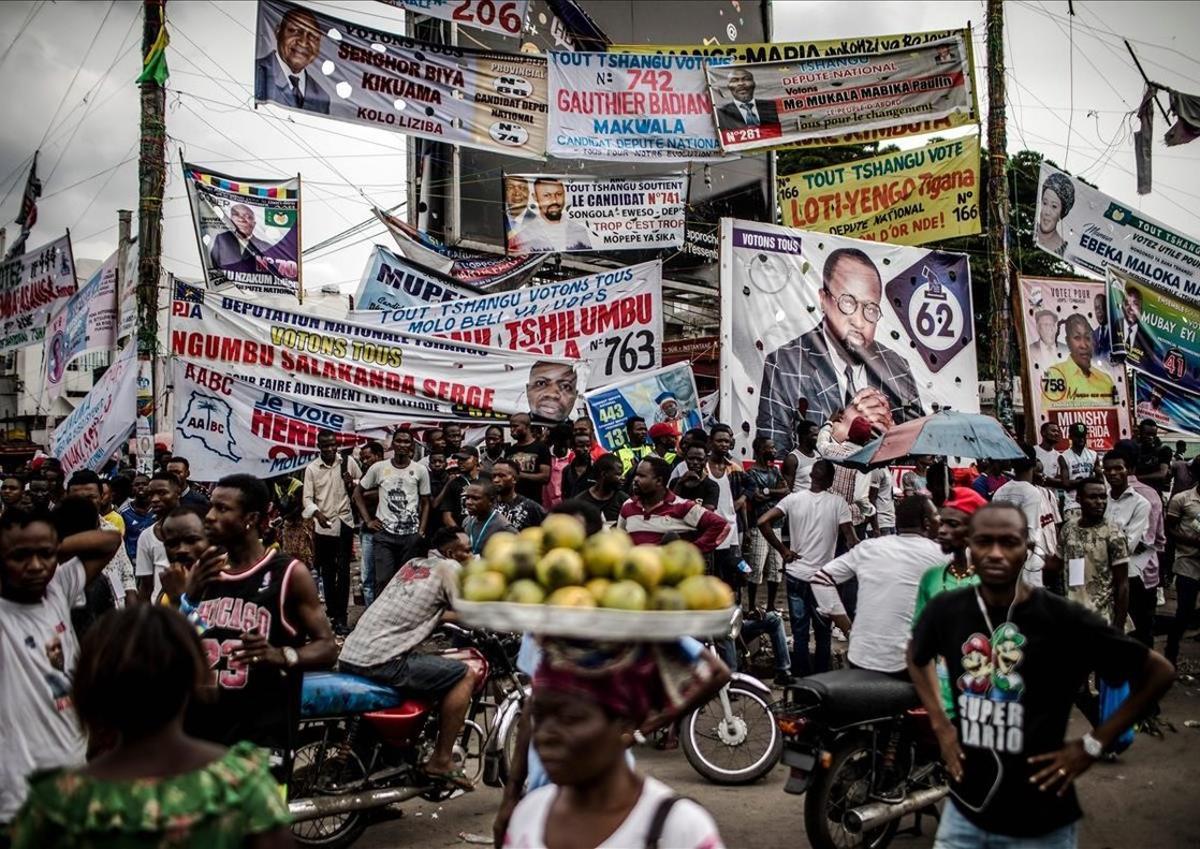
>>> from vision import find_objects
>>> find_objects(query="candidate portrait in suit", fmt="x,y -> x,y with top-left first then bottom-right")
716,68 -> 780,131
756,247 -> 924,456
254,7 -> 331,115
1110,282 -> 1154,361
209,204 -> 272,273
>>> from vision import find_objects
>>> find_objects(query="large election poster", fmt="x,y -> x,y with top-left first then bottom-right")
1016,275 -> 1130,452
720,218 -> 978,461
184,163 -> 300,297
706,36 -> 975,154
585,363 -> 702,453
0,234 -> 76,353
50,342 -> 137,475
503,174 -> 686,254
548,52 -> 726,161
378,0 -> 529,37
169,284 -> 586,423
172,359 -> 364,481
355,246 -> 482,311
776,136 -> 981,246
349,260 -> 662,388
1107,266 -> 1200,393
44,250 -> 119,401
254,0 -> 547,159
1131,370 -> 1200,437
1034,162 -> 1200,304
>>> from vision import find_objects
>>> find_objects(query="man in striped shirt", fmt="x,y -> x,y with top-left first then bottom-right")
617,457 -> 730,552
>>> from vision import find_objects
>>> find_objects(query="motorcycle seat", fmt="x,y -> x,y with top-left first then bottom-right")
301,671 -> 402,718
788,669 -> 919,725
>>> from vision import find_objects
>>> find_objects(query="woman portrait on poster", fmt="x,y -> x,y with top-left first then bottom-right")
1037,172 -> 1075,257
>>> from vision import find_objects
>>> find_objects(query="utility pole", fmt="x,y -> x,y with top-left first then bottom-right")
137,0 -> 166,389
985,0 -> 1015,433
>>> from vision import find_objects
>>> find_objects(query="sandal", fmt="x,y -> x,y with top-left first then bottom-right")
422,765 -> 475,791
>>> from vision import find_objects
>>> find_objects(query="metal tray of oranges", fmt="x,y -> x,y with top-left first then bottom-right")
451,599 -> 738,641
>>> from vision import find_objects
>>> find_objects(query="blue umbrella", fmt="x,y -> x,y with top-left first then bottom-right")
836,410 -> 1024,470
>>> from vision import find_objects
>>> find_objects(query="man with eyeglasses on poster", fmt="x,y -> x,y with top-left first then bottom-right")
758,248 -> 924,456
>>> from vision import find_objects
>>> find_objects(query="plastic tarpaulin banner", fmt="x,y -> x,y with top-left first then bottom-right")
254,0 -> 548,159
378,0 -> 529,37
777,135 -> 981,246
183,162 -> 300,297
503,174 -> 686,253
172,359 -> 364,482
169,284 -> 585,423
355,245 -> 481,311
1016,275 -> 1131,452
50,342 -> 137,475
706,35 -> 974,154
44,249 -> 119,401
349,260 -> 662,389
548,52 -> 726,161
720,218 -> 979,462
1131,370 -> 1200,437
1107,267 -> 1200,393
0,234 -> 76,353
585,362 -> 702,453
1034,162 -> 1200,304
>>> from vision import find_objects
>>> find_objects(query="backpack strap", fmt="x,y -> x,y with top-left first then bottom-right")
644,795 -> 690,849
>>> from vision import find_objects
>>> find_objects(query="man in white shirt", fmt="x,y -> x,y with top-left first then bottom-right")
811,495 -> 946,675
1034,421 -> 1068,491
756,460 -> 858,676
1102,450 -> 1151,636
134,471 -> 181,603
354,429 -> 431,596
1062,422 -> 1100,514
992,450 -> 1060,588
304,429 -> 362,635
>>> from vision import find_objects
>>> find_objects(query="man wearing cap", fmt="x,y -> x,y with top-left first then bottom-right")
647,422 -> 679,467
439,446 -> 481,531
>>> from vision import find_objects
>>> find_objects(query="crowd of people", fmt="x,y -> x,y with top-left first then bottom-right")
0,408 -> 1190,848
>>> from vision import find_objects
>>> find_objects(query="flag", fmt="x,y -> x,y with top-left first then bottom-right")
5,152 -> 42,261
136,21 -> 169,86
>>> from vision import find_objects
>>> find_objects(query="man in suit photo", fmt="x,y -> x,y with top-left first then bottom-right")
209,204 -> 272,273
255,7 -> 331,115
757,247 -> 924,456
716,68 -> 780,131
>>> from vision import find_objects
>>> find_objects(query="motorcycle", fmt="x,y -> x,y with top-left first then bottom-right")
775,669 -> 949,849
288,624 -> 527,849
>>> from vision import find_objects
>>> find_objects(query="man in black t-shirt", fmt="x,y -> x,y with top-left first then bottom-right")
908,503 -> 1174,847
670,445 -> 719,510
577,454 -> 629,525
490,458 -> 546,532
504,413 -> 551,502
439,447 -> 480,530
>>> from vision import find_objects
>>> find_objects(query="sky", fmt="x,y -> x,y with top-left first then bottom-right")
1,0 -> 1199,290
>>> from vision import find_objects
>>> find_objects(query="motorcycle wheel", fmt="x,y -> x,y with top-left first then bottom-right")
680,685 -> 783,785
803,737 -> 899,849
290,724 -> 368,849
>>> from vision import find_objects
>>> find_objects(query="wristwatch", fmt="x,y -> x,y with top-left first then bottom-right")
1081,732 -> 1103,759
281,646 -> 300,669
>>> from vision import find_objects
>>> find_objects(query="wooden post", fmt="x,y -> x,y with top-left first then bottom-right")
137,0 -> 167,431
296,173 -> 304,305
986,0 -> 1015,432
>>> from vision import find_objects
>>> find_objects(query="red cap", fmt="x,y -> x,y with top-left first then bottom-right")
648,422 -> 677,440
847,417 -> 874,446
942,486 -> 988,516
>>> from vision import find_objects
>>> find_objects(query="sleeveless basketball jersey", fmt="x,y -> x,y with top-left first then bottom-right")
185,551 -> 306,753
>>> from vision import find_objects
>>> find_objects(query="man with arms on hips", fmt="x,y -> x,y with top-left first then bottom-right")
354,429 -> 430,596
303,429 -> 361,636
254,6 -> 331,113
908,502 -> 1174,848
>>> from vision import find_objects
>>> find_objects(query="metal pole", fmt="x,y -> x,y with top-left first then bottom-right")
1124,40 -> 1170,121
986,0 -> 1015,432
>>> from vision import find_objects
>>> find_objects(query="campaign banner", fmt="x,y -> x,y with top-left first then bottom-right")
585,362 -> 702,453
1107,267 -> 1200,394
706,36 -> 974,154
503,174 -> 687,253
1131,370 -> 1200,437
379,0 -> 529,37
0,234 -> 76,353
169,284 -> 586,423
349,260 -> 662,388
719,218 -> 979,462
254,0 -> 547,159
183,163 -> 300,297
173,359 -> 364,481
50,342 -> 137,475
355,246 -> 482,311
548,52 -> 726,161
777,135 -> 981,246
44,249 -> 119,401
373,207 -> 545,289
118,238 -> 138,340
1016,276 -> 1130,452
1034,162 -> 1200,304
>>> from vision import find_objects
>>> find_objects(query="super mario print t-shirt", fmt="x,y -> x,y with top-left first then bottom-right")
910,586 -> 1147,838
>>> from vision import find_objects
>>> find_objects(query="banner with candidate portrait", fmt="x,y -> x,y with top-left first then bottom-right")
777,136 -> 981,246
183,163 -> 300,297
1131,370 -> 1200,437
0,234 -> 76,353
719,218 -> 979,463
1107,266 -> 1200,394
1034,162 -> 1200,304
50,342 -> 137,476
503,174 -> 686,254
349,260 -> 662,390
585,362 -> 702,453
548,52 -> 726,161
705,35 -> 975,154
378,0 -> 529,37
355,245 -> 483,311
43,249 -> 119,401
169,283 -> 586,423
254,0 -> 548,159
1016,275 -> 1131,452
